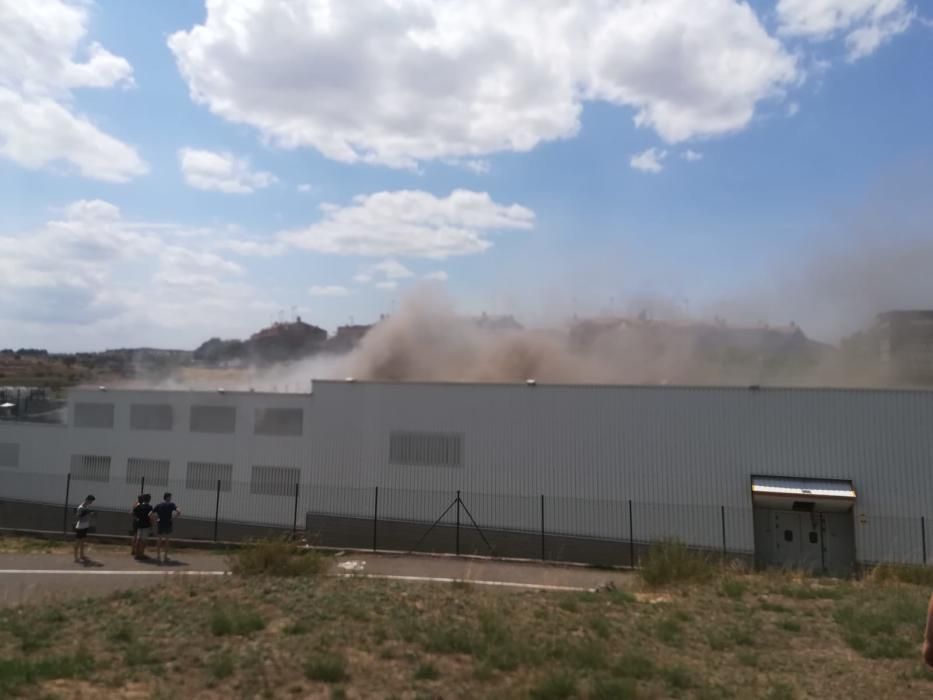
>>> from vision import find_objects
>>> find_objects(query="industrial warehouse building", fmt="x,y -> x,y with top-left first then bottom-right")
1,381 -> 931,576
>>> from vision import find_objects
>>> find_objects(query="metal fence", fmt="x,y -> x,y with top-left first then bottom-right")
0,470 -> 929,569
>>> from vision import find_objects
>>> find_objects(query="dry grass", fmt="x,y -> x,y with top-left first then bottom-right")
0,565 -> 931,698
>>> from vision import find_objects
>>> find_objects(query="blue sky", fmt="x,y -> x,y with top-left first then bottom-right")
1,0 -> 931,351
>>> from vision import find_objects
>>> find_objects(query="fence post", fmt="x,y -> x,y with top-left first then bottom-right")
920,515 -> 927,566
721,505 -> 727,560
628,499 -> 635,568
372,486 -> 379,552
140,475 -> 145,496
62,473 -> 72,534
540,494 -> 545,561
455,490 -> 461,556
292,482 -> 300,539
213,479 -> 221,542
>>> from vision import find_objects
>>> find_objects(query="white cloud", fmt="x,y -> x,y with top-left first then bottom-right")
368,259 -> 414,280
297,183 -> 314,193
280,189 -> 534,259
0,0 -> 147,181
682,149 -> 703,162
0,200 -> 262,340
169,0 -> 798,168
424,271 -> 449,281
630,147 -> 667,173
219,238 -> 287,257
787,102 -> 801,117
353,259 -> 415,289
309,285 -> 350,297
179,148 -> 277,193
777,0 -> 914,60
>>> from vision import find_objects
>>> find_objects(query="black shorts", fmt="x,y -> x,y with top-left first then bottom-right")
74,528 -> 88,539
157,522 -> 173,536
134,523 -> 151,533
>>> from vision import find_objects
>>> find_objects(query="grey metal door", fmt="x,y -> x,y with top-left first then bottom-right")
798,511 -> 823,573
821,511 -> 856,577
771,510 -> 801,570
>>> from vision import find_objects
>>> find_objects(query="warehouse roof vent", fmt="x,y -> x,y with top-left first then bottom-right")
751,475 -> 856,512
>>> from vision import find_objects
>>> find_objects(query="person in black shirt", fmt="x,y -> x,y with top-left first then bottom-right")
153,493 -> 180,564
131,494 -> 154,560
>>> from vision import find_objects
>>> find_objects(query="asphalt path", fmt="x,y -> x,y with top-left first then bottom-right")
0,548 -> 633,607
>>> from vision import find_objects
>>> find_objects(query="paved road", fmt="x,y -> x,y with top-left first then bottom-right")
0,549 -> 633,607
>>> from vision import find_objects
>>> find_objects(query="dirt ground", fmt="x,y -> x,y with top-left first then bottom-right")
1,548 -> 932,699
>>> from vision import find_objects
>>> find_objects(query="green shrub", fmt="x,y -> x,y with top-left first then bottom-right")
529,672 -> 577,700
590,676 -> 637,699
721,577 -> 748,599
305,652 -> 349,683
413,662 -> 439,680
640,541 -> 714,586
209,652 -> 235,680
612,651 -> 655,680
210,605 -> 265,636
834,586 -> 927,659
0,654 -> 93,695
229,539 -> 326,577
870,564 -> 933,587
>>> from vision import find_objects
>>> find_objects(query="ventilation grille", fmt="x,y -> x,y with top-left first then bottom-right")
126,457 -> 170,487
250,466 -> 301,496
389,432 -> 463,468
70,454 -> 111,482
186,461 -> 233,491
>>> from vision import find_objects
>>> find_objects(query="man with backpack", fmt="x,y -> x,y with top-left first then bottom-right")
73,494 -> 95,563
152,493 -> 180,564
131,494 -> 155,560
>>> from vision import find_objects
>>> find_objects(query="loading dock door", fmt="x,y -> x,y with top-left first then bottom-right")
752,476 -> 856,577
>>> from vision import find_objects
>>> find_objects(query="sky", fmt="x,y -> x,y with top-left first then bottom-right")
1,0 -> 932,352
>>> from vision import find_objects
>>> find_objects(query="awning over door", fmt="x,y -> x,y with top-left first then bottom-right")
751,476 -> 856,512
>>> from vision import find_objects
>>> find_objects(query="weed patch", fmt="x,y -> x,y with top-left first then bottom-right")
834,588 -> 926,659
721,577 -> 748,599
209,652 -> 235,680
229,539 -> 326,577
413,662 -> 439,680
641,541 -> 714,586
0,653 -> 93,695
870,564 -> 933,587
210,605 -> 265,636
305,652 -> 349,683
530,672 -> 577,699
612,651 -> 656,680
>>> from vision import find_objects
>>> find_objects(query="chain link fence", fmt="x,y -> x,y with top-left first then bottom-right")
0,470 -> 928,569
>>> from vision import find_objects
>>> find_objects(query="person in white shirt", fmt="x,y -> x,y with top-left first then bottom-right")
73,495 -> 95,563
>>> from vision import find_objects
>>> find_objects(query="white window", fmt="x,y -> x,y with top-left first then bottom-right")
130,404 -> 173,431
0,442 -> 19,468
254,408 -> 303,436
73,403 -> 114,428
189,406 -> 236,433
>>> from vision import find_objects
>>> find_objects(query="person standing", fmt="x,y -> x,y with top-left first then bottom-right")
73,495 -> 95,563
131,494 -> 154,560
153,493 -> 180,564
